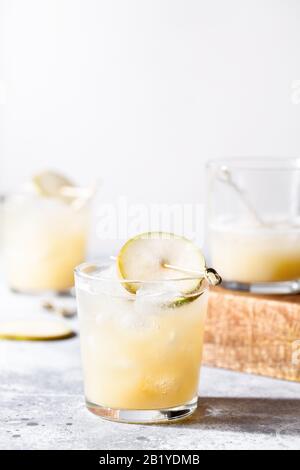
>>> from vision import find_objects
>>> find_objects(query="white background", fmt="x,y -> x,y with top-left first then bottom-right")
1,0 -> 300,250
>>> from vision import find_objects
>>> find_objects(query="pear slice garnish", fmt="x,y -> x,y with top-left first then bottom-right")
117,232 -> 207,295
32,170 -> 98,209
32,170 -> 74,201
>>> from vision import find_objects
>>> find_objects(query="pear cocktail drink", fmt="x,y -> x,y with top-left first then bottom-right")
75,232 -> 221,424
207,158 -> 300,294
210,220 -> 300,284
4,171 -> 92,293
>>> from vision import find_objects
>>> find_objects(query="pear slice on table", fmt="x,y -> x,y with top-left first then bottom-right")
0,320 -> 74,341
117,232 -> 207,298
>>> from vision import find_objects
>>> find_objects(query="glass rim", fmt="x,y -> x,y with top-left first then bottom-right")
74,261 -> 209,287
206,157 -> 300,171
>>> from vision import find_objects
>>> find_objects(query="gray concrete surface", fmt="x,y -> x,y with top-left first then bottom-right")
0,288 -> 300,450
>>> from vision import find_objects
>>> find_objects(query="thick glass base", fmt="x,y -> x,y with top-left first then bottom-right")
222,279 -> 300,295
86,398 -> 198,424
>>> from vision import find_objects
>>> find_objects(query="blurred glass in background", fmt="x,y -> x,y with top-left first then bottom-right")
207,158 -> 300,294
2,171 -> 96,294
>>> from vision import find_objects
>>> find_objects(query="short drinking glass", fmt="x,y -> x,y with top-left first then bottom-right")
3,193 -> 90,294
75,262 -> 209,424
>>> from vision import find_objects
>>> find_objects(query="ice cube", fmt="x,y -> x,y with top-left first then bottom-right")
98,265 -> 117,279
134,282 -> 182,316
79,264 -> 133,299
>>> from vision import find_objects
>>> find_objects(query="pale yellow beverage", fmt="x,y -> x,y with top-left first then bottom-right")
4,197 -> 88,292
4,173 -> 91,293
210,221 -> 300,283
77,274 -> 208,411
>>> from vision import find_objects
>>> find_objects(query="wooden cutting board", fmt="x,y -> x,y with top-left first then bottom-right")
203,287 -> 300,382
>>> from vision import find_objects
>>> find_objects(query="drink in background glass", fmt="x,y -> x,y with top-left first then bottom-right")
207,158 -> 300,294
3,171 -> 93,294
